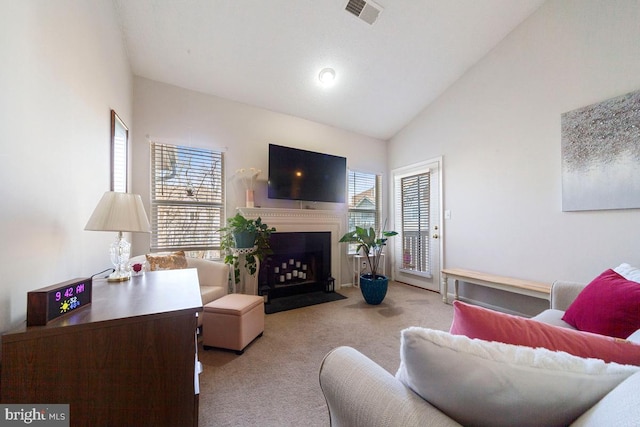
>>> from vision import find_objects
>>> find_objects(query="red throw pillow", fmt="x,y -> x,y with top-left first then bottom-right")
449,300 -> 640,365
562,269 -> 640,339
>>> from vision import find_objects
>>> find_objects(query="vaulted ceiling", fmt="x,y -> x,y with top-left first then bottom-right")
113,0 -> 545,140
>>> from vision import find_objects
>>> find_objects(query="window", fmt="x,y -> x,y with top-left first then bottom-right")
150,142 -> 224,258
396,171 -> 430,274
347,170 -> 381,253
110,110 -> 128,192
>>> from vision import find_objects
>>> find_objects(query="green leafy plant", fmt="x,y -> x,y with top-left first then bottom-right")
339,226 -> 397,279
219,213 -> 276,285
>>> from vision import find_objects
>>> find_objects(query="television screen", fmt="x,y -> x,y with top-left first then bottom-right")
268,144 -> 346,203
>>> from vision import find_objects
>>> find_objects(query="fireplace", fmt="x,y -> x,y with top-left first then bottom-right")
259,231 -> 331,299
238,207 -> 344,291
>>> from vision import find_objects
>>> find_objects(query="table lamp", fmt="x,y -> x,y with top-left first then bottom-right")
85,191 -> 151,282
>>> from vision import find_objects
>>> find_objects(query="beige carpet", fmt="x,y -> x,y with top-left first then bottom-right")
197,281 -> 454,427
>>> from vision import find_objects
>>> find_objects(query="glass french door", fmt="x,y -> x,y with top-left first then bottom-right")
391,158 -> 441,292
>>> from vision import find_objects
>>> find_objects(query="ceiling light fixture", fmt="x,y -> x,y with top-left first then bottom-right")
318,68 -> 336,86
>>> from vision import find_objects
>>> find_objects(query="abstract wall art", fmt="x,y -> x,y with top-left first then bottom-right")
561,89 -> 640,211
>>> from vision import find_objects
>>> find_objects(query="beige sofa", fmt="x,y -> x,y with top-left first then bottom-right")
129,254 -> 229,326
319,280 -> 640,426
532,280 -> 640,342
530,280 -> 587,328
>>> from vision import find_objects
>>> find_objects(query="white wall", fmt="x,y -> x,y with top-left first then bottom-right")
389,0 -> 640,313
0,0 -> 132,332
130,77 -> 387,285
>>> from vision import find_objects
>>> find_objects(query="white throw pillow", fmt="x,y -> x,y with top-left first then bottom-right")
613,262 -> 640,283
395,327 -> 639,427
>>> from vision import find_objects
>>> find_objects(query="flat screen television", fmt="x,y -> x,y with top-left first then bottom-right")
268,144 -> 346,203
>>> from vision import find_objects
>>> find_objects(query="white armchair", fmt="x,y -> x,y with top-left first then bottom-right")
129,254 -> 229,326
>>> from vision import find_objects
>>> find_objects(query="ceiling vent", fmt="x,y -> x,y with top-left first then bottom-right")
345,0 -> 383,25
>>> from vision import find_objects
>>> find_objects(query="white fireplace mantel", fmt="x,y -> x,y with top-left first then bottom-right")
237,207 -> 346,286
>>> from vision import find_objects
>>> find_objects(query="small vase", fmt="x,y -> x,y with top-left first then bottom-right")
359,274 -> 388,305
246,189 -> 255,208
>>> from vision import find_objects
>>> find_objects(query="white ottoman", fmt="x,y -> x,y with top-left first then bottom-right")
202,294 -> 264,354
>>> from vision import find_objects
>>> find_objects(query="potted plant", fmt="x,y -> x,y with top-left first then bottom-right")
219,213 -> 276,287
339,226 -> 398,305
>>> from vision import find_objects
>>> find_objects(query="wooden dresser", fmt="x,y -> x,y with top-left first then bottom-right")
1,269 -> 203,427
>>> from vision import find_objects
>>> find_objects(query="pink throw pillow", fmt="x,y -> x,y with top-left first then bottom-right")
562,269 -> 640,339
449,300 -> 640,365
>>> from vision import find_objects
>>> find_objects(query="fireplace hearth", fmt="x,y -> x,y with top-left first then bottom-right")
259,231 -> 331,299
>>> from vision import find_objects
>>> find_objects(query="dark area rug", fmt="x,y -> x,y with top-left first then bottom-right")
265,291 -> 347,314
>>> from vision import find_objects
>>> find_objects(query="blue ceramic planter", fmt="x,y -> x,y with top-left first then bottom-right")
359,274 -> 388,305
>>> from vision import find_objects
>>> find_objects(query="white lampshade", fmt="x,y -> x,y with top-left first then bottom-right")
85,191 -> 151,233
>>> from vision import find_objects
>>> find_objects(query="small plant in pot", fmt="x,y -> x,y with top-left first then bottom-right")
339,226 -> 397,305
219,213 -> 276,287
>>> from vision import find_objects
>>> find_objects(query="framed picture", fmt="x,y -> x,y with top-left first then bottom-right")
110,110 -> 128,192
561,89 -> 640,211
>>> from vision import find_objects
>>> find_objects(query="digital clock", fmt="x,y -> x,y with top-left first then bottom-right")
27,278 -> 92,326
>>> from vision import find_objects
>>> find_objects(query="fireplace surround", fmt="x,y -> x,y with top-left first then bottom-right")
237,207 -> 344,297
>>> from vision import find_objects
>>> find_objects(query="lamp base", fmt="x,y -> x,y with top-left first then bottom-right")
107,270 -> 131,282
109,231 -> 131,283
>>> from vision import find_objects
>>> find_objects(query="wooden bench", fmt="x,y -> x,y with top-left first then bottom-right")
441,268 -> 551,304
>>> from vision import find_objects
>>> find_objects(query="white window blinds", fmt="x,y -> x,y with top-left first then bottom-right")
150,142 -> 224,252
397,171 -> 430,274
347,170 -> 381,252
